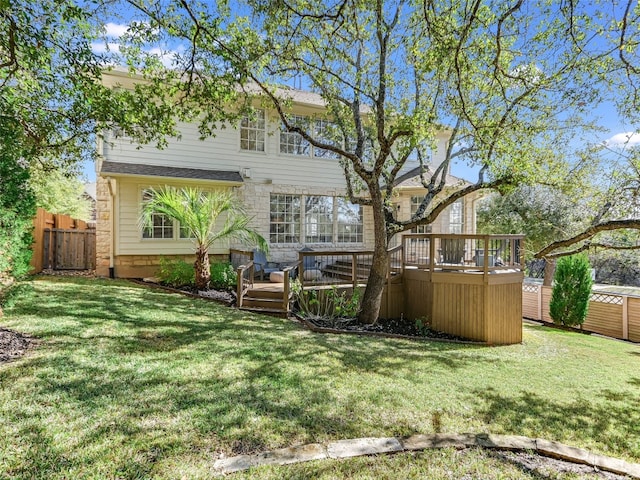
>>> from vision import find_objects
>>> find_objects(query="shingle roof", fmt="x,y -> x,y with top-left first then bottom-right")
393,166 -> 468,189
100,161 -> 244,183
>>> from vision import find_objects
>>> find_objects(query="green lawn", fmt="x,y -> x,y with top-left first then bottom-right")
1,276 -> 639,479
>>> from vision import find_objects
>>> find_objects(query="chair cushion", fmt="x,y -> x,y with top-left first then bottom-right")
303,269 -> 322,281
269,271 -> 285,283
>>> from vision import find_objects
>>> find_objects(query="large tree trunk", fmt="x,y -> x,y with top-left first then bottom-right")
194,246 -> 210,290
358,243 -> 390,324
358,196 -> 389,324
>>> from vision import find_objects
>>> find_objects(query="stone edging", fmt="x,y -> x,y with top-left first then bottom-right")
213,433 -> 640,477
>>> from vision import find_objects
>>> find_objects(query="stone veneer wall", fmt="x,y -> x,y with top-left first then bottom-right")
95,176 -> 112,277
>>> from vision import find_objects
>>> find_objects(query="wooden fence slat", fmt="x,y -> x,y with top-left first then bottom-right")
523,283 -> 640,343
31,208 -> 95,272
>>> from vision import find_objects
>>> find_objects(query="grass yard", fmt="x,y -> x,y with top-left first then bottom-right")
1,276 -> 639,479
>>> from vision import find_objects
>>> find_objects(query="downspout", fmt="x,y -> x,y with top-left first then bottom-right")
107,177 -> 116,278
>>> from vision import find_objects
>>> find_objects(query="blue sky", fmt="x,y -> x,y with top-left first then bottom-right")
83,11 -> 640,184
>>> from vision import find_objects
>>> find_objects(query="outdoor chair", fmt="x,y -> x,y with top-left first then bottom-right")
253,249 -> 280,280
440,238 -> 466,265
300,246 -> 322,281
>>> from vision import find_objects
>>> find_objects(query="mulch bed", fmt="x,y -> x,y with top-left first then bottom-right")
0,327 -> 37,364
490,450 -> 629,479
301,316 -> 479,343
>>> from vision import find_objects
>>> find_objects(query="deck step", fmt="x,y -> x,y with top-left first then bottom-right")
239,306 -> 289,317
242,297 -> 288,310
246,289 -> 283,299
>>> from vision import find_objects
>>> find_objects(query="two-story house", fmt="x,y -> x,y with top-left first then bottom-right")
95,69 -> 480,278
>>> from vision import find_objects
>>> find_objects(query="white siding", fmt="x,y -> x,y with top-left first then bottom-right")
105,115 -> 349,189
115,178 -> 232,256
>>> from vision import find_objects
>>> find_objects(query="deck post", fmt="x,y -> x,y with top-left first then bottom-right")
352,253 -> 357,290
299,251 -> 305,288
283,269 -> 290,313
429,235 -> 435,270
236,266 -> 244,308
623,296 -> 629,340
483,235 -> 489,276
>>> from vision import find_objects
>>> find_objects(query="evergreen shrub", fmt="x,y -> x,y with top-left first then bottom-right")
549,254 -> 593,327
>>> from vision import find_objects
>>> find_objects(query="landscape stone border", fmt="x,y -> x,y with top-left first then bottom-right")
213,433 -> 640,477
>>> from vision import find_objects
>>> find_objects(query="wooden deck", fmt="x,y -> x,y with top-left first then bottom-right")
234,233 -> 525,344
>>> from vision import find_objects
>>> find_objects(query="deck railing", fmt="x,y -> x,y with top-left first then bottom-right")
402,233 -> 524,273
232,233 -> 524,311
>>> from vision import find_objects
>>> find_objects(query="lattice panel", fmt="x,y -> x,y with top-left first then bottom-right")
522,284 -> 540,293
589,293 -> 623,305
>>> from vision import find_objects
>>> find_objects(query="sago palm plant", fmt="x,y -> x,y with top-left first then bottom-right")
140,186 -> 267,290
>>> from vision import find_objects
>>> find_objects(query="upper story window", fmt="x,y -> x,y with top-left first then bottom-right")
280,115 -> 310,156
314,119 -> 340,158
449,199 -> 464,234
410,196 -> 432,234
240,109 -> 265,152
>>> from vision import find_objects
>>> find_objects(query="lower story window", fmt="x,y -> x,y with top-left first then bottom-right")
449,199 -> 464,234
410,196 -> 432,234
270,194 -> 301,243
141,189 -> 193,240
142,190 -> 174,239
270,194 -> 363,244
336,198 -> 363,243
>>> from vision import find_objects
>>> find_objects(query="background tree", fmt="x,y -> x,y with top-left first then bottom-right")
117,0 -> 624,323
1,0 -> 107,287
479,140 -> 640,284
140,187 -> 267,290
1,0 -> 181,286
0,122 -> 36,295
29,166 -> 92,221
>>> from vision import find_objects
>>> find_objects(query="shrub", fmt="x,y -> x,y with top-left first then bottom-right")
157,257 -> 195,288
291,280 -> 361,326
549,254 -> 593,327
0,136 -> 36,288
210,261 -> 237,290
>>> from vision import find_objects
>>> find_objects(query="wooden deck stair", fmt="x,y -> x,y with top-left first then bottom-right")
239,284 -> 292,316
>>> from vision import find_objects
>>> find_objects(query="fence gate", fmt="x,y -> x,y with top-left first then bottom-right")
43,228 -> 96,270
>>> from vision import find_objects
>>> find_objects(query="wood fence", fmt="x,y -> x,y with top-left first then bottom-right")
31,208 -> 96,273
522,283 -> 640,342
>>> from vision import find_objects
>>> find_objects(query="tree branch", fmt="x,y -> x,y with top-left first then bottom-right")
535,219 -> 640,258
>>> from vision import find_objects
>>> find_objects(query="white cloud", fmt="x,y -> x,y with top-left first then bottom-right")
604,132 -> 640,147
91,42 -> 121,54
104,22 -> 129,38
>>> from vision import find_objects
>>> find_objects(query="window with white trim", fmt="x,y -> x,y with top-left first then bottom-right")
240,109 -> 265,152
270,194 -> 301,243
410,196 -> 432,234
336,198 -> 363,243
304,196 -> 334,243
141,190 -> 174,239
280,115 -> 310,156
314,119 -> 340,158
449,199 -> 464,234
270,194 -> 363,244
